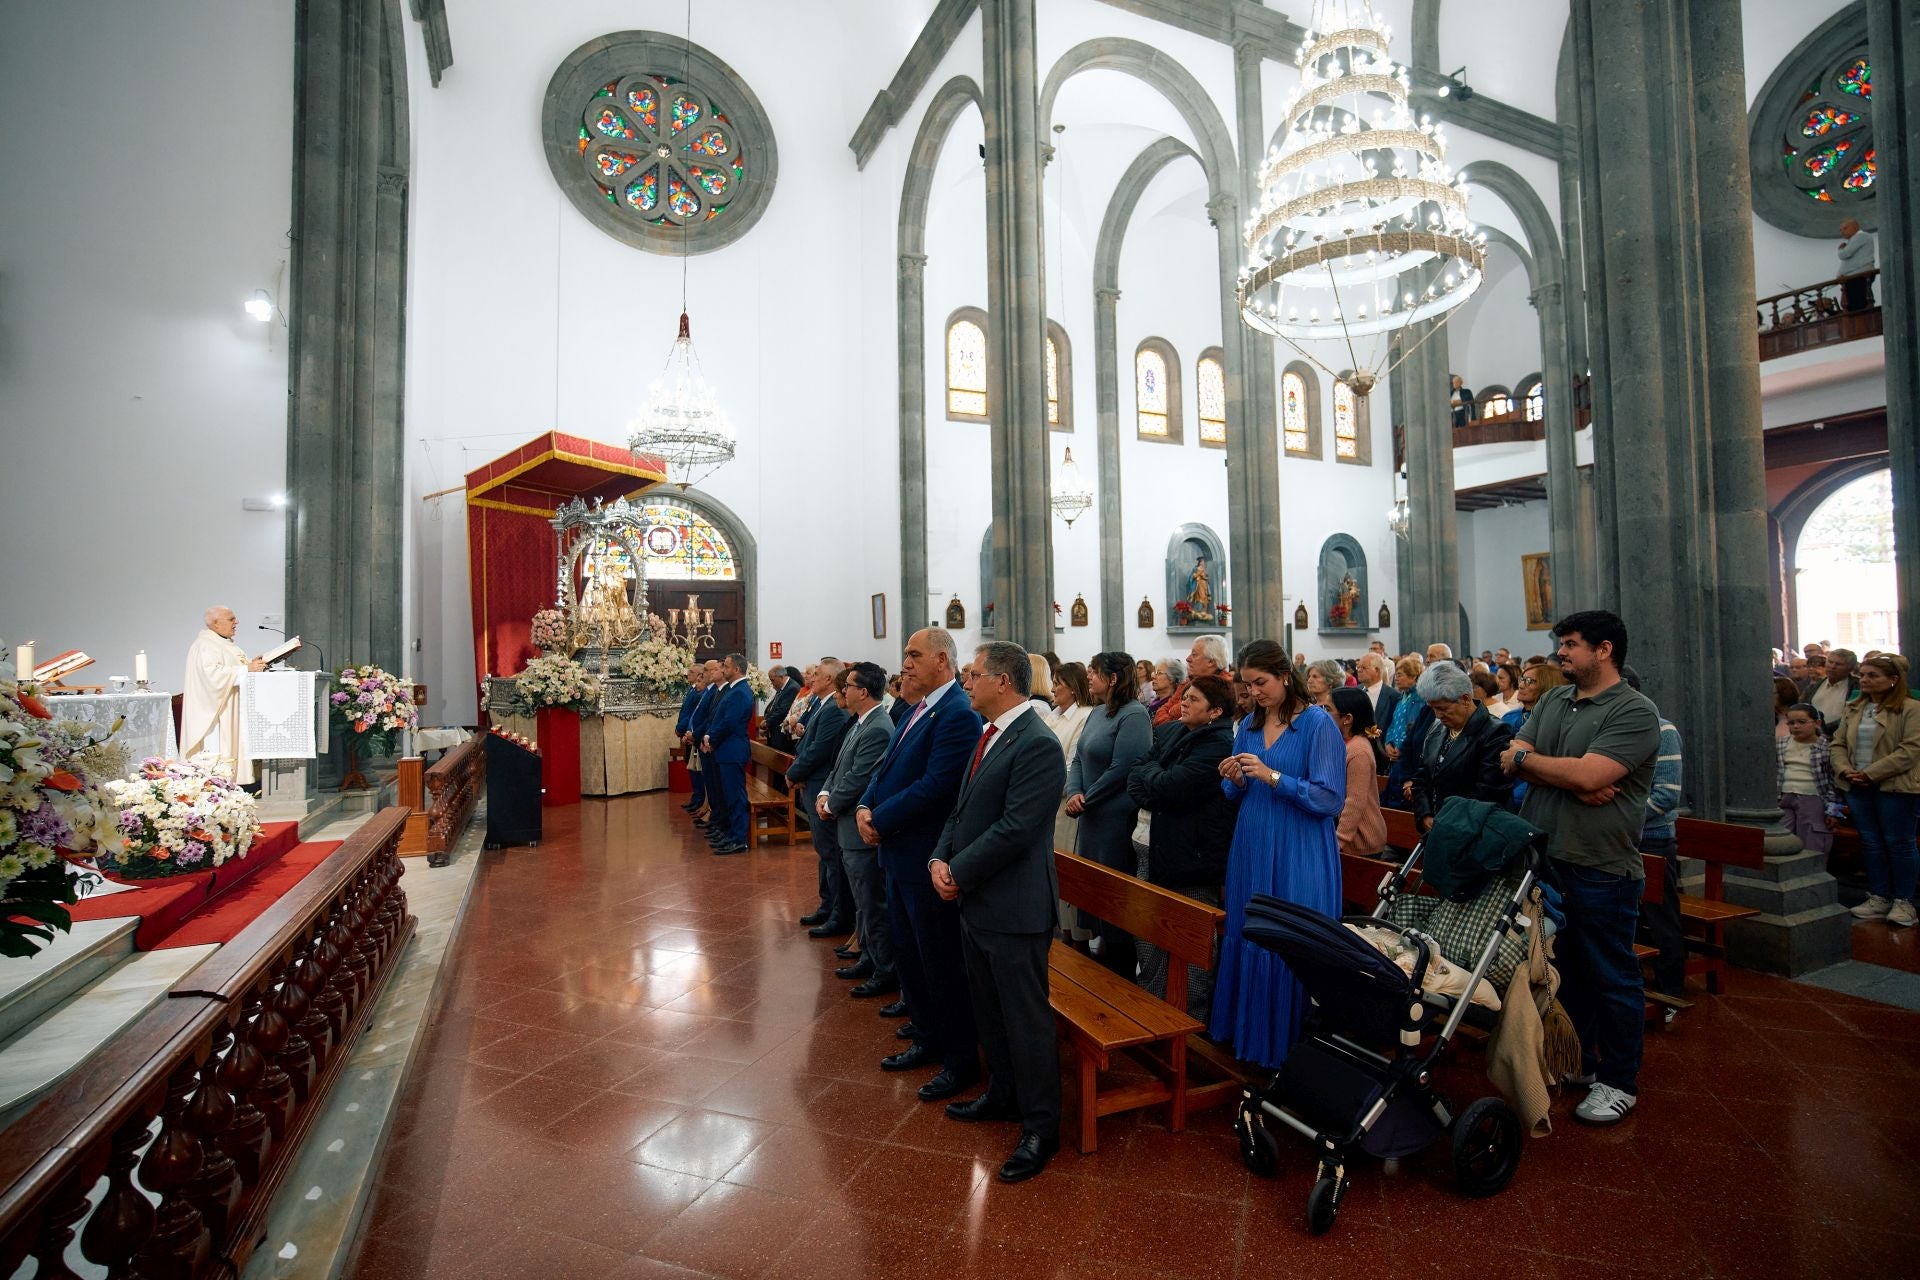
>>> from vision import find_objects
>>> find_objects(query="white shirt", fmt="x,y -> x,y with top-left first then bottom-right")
1362,679 -> 1386,711
975,699 -> 1033,767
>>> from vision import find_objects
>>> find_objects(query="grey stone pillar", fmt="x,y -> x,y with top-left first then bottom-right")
1566,4 -> 1620,612
1094,285 -> 1125,648
897,252 -> 930,637
286,0 -> 410,781
1570,0 -> 1844,973
1869,0 -> 1920,653
1531,280 -> 1582,612
1390,304 -> 1459,651
980,0 -> 1053,651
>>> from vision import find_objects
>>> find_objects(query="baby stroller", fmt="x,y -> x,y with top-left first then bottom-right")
1231,820 -> 1548,1236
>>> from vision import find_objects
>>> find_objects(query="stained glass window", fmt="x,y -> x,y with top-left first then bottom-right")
947,315 -> 988,418
1197,354 -> 1226,445
1333,381 -> 1358,458
1837,57 -> 1870,97
578,73 -> 747,229
1483,393 -> 1515,419
635,503 -> 737,581
1773,47 -> 1876,214
1282,370 -> 1310,454
1137,347 -> 1169,438
1045,337 -> 1060,426
1524,383 -> 1545,423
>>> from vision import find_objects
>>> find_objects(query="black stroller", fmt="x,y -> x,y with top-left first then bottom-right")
1231,825 -> 1548,1235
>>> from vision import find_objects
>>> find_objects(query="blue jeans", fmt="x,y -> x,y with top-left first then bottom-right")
1553,859 -> 1645,1095
1849,786 -> 1920,901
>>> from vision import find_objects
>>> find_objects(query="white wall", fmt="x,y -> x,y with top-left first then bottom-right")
1459,500 -> 1552,658
0,0 -> 294,689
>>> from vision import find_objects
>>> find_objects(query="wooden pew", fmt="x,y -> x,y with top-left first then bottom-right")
1671,817 -> 1765,994
744,741 -> 798,845
1050,850 -> 1227,1154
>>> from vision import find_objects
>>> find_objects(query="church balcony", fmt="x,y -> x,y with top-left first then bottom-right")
1758,270 -> 1882,361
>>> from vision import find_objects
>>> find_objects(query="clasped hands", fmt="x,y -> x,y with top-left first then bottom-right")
929,858 -> 959,902
1218,752 -> 1275,787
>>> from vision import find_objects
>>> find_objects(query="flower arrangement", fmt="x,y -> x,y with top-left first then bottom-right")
744,664 -> 774,702
1328,601 -> 1351,625
1217,604 -> 1232,620
1174,600 -> 1193,622
531,608 -> 572,653
515,653 -> 600,712
1,646 -> 119,956
101,757 -> 260,881
330,664 -> 420,758
618,616 -> 698,698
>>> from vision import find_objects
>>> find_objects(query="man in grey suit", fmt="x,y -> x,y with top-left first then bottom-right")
930,640 -> 1068,1183
822,662 -> 899,997
785,660 -> 850,935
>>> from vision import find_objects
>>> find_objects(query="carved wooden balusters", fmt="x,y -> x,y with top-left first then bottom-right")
186,1023 -> 248,1238
134,1059 -> 212,1278
242,987 -> 297,1146
79,1105 -> 161,1274
24,1151 -> 102,1280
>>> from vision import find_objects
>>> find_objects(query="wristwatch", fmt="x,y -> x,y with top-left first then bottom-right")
1267,769 -> 1281,790
1513,748 -> 1530,772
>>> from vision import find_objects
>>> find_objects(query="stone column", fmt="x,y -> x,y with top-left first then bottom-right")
897,252 -> 930,638
286,0 -> 410,783
980,0 -> 1053,651
1390,300 -> 1459,651
1532,280 -> 1582,612
1868,0 -> 1920,653
1226,38 -> 1285,644
1094,285 -> 1126,648
1570,0 -> 1844,973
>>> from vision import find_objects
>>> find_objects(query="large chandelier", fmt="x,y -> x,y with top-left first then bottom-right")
1051,446 -> 1093,527
1238,0 -> 1484,395
628,311 -> 736,490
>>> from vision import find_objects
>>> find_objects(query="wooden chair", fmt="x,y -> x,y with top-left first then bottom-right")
1671,817 -> 1765,994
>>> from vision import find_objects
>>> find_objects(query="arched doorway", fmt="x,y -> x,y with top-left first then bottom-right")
1794,468 -> 1897,653
628,492 -> 757,661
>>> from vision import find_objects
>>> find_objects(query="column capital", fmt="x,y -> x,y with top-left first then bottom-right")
899,252 -> 929,277
1527,280 -> 1563,310
1095,286 -> 1122,306
1205,190 -> 1237,228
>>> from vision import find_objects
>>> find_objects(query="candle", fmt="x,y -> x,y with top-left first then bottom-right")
15,641 -> 32,681
668,608 -> 681,628
135,650 -> 149,684
702,608 -> 714,627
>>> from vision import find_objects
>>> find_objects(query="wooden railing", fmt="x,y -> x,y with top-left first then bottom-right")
398,735 -> 484,865
1757,269 -> 1882,360
0,807 -> 416,1279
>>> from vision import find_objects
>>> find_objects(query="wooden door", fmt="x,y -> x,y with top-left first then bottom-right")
649,582 -> 745,659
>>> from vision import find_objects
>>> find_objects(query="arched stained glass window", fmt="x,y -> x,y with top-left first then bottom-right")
1046,337 -> 1060,426
1197,351 -> 1226,446
1134,339 -> 1181,442
1523,382 -> 1545,423
1045,320 -> 1073,432
1751,23 -> 1877,234
946,310 -> 989,420
634,502 -> 738,580
1283,370 -> 1309,454
1333,380 -> 1359,458
1482,392 -> 1515,419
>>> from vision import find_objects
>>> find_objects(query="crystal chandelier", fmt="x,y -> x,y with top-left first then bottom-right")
1238,0 -> 1485,395
1051,446 -> 1093,527
629,312 -> 736,491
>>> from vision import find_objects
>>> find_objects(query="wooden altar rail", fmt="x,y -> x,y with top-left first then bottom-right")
0,807 -> 417,1280
397,736 -> 484,860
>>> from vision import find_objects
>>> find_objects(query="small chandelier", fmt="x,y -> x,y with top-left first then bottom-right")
629,312 -> 736,490
1238,1 -> 1485,392
1051,446 -> 1093,527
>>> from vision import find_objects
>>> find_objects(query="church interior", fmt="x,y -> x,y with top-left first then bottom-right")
0,0 -> 1916,1275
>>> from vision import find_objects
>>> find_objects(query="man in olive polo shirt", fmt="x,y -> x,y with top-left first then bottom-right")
1499,609 -> 1661,1126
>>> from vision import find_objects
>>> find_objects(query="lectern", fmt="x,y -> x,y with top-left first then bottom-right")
242,670 -> 320,821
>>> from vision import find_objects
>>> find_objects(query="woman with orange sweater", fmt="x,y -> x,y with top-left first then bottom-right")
1330,687 -> 1389,856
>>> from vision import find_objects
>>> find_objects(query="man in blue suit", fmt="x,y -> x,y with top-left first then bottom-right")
702,653 -> 755,855
689,658 -> 726,834
856,627 -> 983,1101
784,660 -> 852,933
675,662 -> 710,813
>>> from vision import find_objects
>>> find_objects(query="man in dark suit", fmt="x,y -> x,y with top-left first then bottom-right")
689,659 -> 725,829
824,662 -> 899,995
785,660 -> 851,932
931,641 -> 1067,1182
702,653 -> 755,855
856,627 -> 982,1099
1357,652 -> 1400,729
675,663 -> 710,814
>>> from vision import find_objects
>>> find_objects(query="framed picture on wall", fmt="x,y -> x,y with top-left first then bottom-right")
871,592 -> 887,640
1521,553 -> 1554,631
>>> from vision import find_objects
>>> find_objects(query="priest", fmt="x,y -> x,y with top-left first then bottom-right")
181,605 -> 267,784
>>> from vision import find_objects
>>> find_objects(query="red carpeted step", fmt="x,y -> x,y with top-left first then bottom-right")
152,840 -> 345,949
59,821 -> 307,950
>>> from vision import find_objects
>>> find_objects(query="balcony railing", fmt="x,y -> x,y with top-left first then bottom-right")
1757,270 -> 1882,360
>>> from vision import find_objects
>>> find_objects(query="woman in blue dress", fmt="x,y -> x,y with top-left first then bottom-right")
1211,640 -> 1346,1069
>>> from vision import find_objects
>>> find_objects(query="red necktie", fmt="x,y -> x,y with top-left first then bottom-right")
968,723 -> 999,778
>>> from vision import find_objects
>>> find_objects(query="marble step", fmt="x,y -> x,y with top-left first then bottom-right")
0,915 -> 138,1046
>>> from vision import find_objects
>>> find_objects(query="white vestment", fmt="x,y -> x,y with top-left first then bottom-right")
181,629 -> 254,784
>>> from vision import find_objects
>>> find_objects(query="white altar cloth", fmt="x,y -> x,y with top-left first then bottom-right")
44,691 -> 179,764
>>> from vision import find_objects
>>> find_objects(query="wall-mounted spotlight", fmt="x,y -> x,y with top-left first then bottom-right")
245,289 -> 275,322
1437,66 -> 1474,101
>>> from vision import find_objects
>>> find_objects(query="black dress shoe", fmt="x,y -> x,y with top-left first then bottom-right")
680,801 -> 700,812
880,1043 -> 934,1072
877,999 -> 909,1018
712,842 -> 748,856
997,1132 -> 1059,1183
850,976 -> 900,998
946,1093 -> 1020,1123
917,1066 -> 980,1103
894,1021 -> 923,1041
799,909 -> 830,927
834,958 -> 874,980
833,944 -> 859,959
808,920 -> 849,939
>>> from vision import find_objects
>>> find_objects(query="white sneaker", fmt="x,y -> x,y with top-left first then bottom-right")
1851,895 -> 1893,920
1574,1083 -> 1637,1126
1889,900 -> 1918,928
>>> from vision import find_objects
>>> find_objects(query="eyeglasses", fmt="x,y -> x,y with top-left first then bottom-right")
1519,677 -> 1538,686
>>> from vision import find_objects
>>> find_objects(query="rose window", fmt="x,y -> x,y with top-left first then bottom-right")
578,75 -> 747,226
1779,50 -> 1875,209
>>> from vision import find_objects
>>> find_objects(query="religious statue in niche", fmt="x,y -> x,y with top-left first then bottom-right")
1070,595 -> 1089,627
1138,596 -> 1155,629
577,541 -> 644,649
945,596 -> 966,630
1164,527 -> 1228,629
1316,534 -> 1370,631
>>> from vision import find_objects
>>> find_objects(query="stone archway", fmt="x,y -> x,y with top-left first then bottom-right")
629,487 -> 759,664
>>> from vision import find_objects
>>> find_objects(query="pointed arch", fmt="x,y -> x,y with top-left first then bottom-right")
1046,317 -> 1073,432
632,485 -> 759,661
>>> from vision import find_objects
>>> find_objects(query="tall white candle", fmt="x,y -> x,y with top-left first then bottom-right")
135,650 -> 149,684
15,641 -> 33,681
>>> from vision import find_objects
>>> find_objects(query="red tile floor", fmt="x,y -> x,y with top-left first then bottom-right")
349,794 -> 1920,1279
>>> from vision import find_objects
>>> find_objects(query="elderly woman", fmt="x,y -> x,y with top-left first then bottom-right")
1382,655 -> 1430,809
1067,652 -> 1154,971
1504,661 -> 1566,731
1409,661 -> 1515,833
1304,659 -> 1346,708
1146,658 -> 1187,717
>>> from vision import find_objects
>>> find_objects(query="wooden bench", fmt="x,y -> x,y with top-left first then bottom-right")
1050,850 -> 1229,1154
1670,817 -> 1765,994
397,734 -> 484,866
744,741 -> 798,845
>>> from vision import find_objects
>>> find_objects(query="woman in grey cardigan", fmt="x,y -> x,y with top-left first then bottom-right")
1066,651 -> 1154,975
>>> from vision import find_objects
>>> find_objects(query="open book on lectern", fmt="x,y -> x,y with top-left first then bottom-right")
260,635 -> 303,667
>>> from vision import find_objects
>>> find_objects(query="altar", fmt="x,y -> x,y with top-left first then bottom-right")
485,678 -> 680,795
44,690 -> 178,763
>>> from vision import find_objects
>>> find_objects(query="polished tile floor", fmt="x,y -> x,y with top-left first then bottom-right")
350,794 -> 1920,1279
